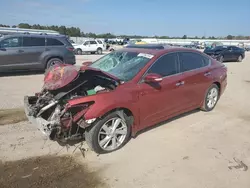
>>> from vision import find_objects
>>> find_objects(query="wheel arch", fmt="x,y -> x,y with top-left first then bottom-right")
213,81 -> 221,95
100,107 -> 135,126
45,56 -> 63,65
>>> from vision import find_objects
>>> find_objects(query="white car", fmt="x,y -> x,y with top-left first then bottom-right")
73,39 -> 105,55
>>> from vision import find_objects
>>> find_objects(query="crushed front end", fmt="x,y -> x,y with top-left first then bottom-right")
24,64 -> 119,144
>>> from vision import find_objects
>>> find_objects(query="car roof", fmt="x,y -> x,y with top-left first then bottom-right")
118,46 -> 201,56
1,33 -> 66,39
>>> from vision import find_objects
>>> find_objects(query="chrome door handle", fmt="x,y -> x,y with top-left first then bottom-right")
176,81 -> 185,86
204,72 -> 211,77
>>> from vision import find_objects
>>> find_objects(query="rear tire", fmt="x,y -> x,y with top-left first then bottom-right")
46,58 -> 63,70
201,84 -> 219,112
85,111 -> 131,154
219,55 -> 224,62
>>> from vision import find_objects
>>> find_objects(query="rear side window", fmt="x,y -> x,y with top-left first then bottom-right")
46,38 -> 64,46
231,46 -> 239,51
23,37 -> 45,47
147,53 -> 179,77
97,40 -> 103,44
90,41 -> 97,44
179,52 -> 210,72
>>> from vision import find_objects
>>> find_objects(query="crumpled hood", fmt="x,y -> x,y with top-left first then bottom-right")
43,64 -> 120,91
43,64 -> 79,90
80,66 -> 121,83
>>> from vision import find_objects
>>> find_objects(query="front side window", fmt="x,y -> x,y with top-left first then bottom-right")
84,41 -> 90,45
90,51 -> 153,81
147,53 -> 179,77
0,37 -> 22,48
23,37 -> 45,47
179,52 -> 210,72
46,38 -> 64,46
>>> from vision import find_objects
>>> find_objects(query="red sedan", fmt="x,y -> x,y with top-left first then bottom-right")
24,47 -> 227,154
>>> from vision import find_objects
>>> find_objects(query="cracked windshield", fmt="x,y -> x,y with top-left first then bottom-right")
90,51 -> 153,81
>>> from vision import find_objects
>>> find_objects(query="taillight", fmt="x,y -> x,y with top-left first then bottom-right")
67,47 -> 74,51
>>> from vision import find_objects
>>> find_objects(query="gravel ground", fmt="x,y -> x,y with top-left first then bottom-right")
0,52 -> 250,188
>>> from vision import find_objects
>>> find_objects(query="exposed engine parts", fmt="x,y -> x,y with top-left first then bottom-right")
25,66 -> 118,144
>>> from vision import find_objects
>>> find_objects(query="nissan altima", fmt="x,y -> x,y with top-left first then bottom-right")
24,47 -> 227,154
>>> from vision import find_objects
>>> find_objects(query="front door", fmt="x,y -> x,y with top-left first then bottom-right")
138,52 -> 187,128
0,36 -> 23,71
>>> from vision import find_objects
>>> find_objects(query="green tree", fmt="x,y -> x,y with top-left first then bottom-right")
18,23 -> 31,29
226,35 -> 233,40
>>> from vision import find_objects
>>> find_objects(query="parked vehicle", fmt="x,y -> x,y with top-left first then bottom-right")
125,43 -> 171,49
245,45 -> 250,51
204,45 -> 245,62
0,33 -> 75,72
24,47 -> 227,154
123,39 -> 147,47
73,39 -> 105,55
183,44 -> 197,49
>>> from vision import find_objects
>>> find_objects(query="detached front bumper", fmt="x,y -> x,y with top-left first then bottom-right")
24,96 -> 51,138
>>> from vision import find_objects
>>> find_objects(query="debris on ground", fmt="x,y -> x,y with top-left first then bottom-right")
0,108 -> 27,125
228,157 -> 248,171
0,155 -> 107,188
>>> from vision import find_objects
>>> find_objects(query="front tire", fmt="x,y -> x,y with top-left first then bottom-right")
96,48 -> 102,54
85,111 -> 131,154
76,48 -> 82,55
237,55 -> 243,62
201,84 -> 219,112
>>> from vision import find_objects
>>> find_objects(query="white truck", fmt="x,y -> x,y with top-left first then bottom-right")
73,39 -> 105,55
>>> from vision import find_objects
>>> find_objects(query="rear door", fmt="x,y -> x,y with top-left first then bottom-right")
178,51 -> 213,109
22,36 -> 45,69
89,40 -> 98,51
223,46 -> 234,61
231,46 -> 241,60
0,36 -> 23,71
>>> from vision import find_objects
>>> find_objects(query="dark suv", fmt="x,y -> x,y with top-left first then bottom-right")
0,34 -> 76,72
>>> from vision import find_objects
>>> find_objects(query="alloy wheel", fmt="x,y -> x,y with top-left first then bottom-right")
238,55 -> 242,62
98,117 -> 128,151
206,88 -> 218,109
219,56 -> 224,62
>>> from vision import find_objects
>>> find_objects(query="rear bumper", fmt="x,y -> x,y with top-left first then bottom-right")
64,56 -> 76,65
24,96 -> 51,138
